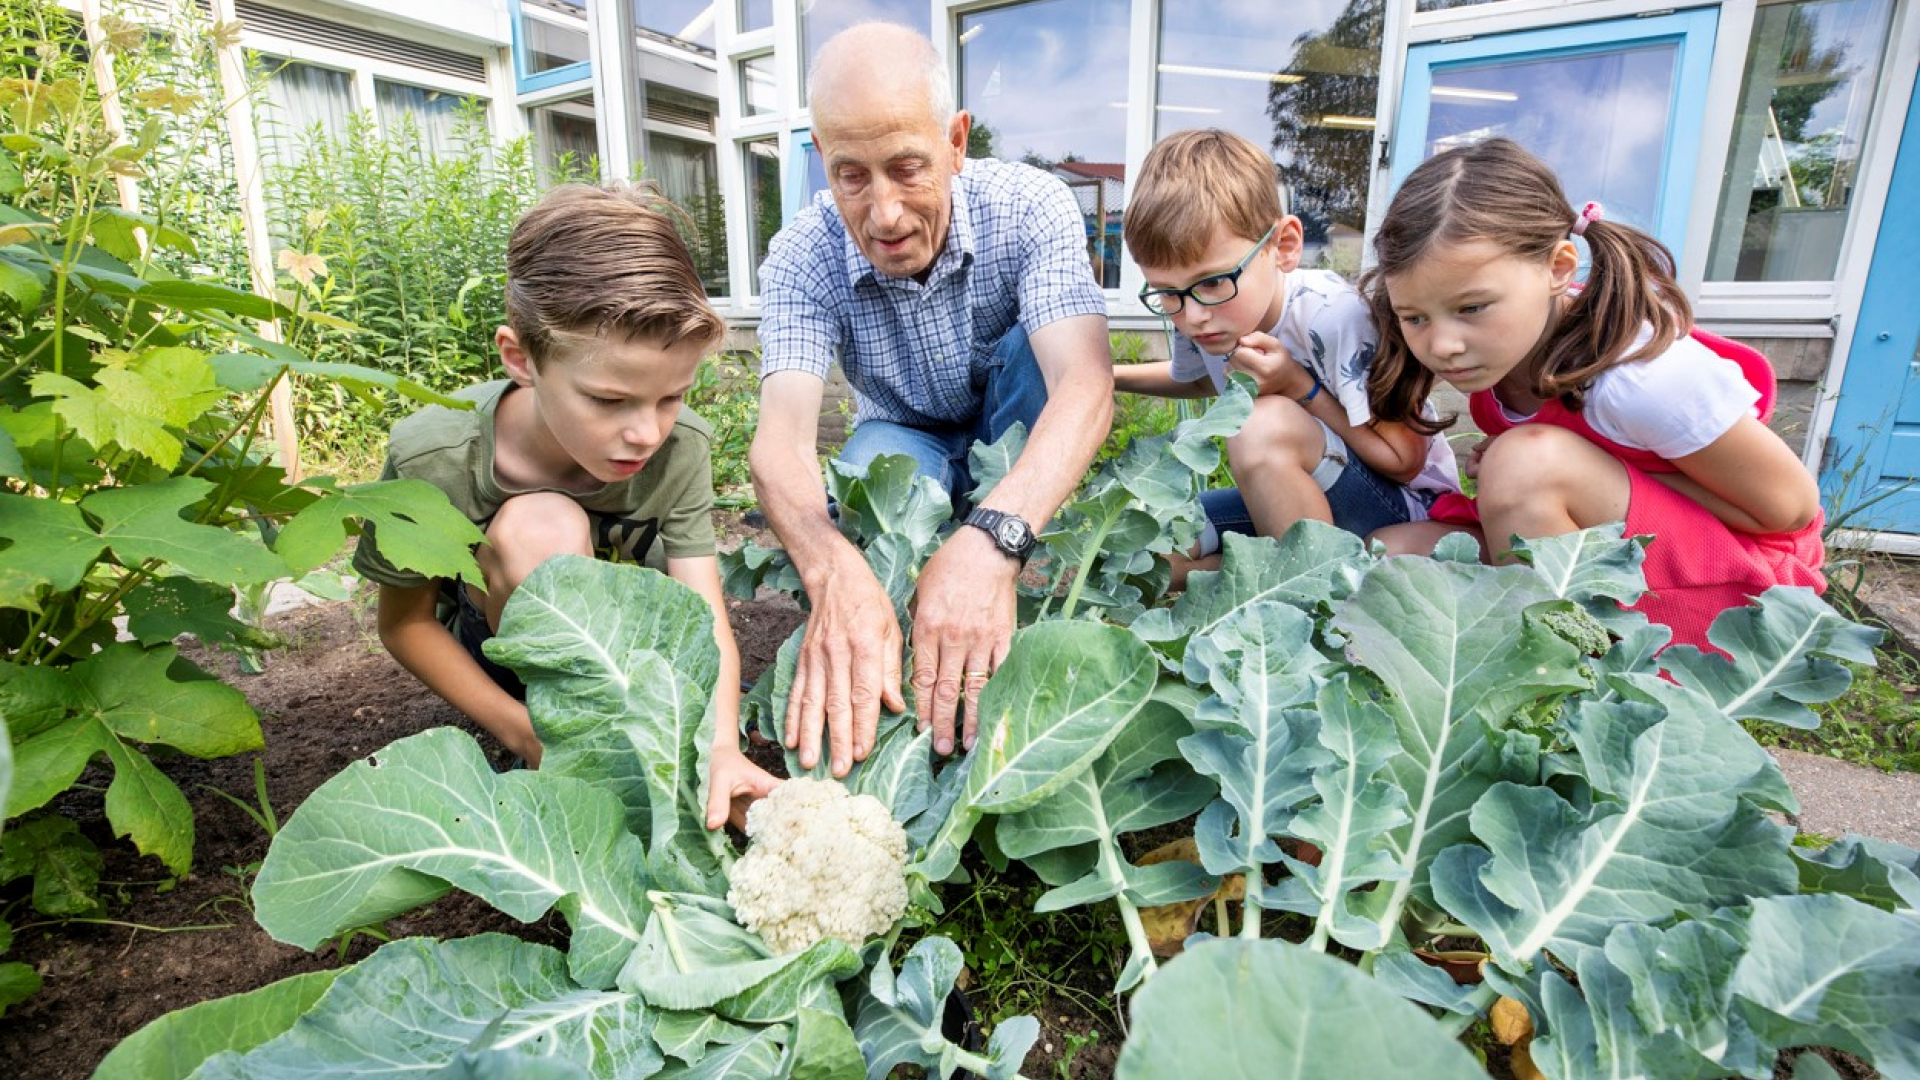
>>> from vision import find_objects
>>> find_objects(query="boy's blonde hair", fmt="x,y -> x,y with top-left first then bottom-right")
505,182 -> 725,365
1125,129 -> 1286,268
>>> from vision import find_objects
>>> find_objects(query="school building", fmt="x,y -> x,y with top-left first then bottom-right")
123,0 -> 1920,543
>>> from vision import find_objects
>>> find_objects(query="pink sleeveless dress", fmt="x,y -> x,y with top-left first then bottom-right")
1428,330 -> 1826,651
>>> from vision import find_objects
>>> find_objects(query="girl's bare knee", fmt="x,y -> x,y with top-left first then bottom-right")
1370,520 -> 1482,559
1477,426 -> 1627,528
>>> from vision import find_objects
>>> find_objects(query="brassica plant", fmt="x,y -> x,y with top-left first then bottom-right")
95,379 -> 1920,1079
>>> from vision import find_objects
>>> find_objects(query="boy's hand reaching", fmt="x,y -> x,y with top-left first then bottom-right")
705,746 -> 780,831
1225,331 -> 1315,400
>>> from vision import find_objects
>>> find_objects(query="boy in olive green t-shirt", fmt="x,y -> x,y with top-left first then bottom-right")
351,182 -> 776,831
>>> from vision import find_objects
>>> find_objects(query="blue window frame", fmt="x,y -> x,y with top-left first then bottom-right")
787,131 -> 828,222
1392,9 -> 1720,258
509,0 -> 592,95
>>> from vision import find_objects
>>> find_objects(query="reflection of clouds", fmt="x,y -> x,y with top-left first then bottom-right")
1154,0 -> 1373,159
1796,0 -> 1891,145
960,1 -> 1132,164
1430,49 -> 1675,226
1037,28 -> 1064,68
802,0 -> 931,55
1163,0 -> 1351,64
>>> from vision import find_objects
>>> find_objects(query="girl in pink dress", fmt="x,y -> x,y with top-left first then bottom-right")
1364,139 -> 1825,650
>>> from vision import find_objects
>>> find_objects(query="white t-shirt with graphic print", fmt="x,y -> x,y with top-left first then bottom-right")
1168,266 -> 1460,502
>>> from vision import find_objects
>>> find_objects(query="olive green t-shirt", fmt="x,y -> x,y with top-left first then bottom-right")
352,379 -> 717,590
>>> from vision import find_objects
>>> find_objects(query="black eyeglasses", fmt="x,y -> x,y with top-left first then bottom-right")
1137,224 -> 1276,315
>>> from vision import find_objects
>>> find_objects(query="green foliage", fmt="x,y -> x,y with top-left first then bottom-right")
100,369 -> 1914,1076
0,0 -> 485,987
1118,940 -> 1490,1080
687,352 -> 759,508
258,102 -> 567,479
93,968 -> 343,1080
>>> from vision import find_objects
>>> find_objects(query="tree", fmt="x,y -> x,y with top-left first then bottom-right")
1266,0 -> 1384,243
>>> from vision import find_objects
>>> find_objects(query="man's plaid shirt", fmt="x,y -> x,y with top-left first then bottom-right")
757,157 -> 1107,429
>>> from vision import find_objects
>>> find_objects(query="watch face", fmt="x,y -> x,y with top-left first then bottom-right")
995,519 -> 1031,550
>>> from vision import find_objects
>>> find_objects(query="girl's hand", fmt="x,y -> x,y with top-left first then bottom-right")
1463,437 -> 1492,481
705,746 -> 781,831
1227,332 -> 1314,400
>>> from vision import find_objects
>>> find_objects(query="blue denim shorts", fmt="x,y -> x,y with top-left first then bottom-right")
1200,418 -> 1426,542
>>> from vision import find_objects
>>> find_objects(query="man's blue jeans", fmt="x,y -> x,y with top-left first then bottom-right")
836,326 -> 1045,517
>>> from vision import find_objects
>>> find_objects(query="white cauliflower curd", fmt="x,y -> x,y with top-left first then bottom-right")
725,776 -> 909,954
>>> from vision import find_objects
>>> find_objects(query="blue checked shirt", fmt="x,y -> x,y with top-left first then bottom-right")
758,157 -> 1108,428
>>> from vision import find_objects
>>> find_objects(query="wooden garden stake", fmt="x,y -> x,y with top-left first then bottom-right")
209,0 -> 301,479
80,0 -> 145,254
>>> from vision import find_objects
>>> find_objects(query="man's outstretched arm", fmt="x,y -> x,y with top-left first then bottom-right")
748,370 -> 908,777
911,312 -> 1115,752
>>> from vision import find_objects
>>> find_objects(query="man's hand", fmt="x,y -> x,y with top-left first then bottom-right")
704,746 -> 781,831
1226,331 -> 1314,399
910,525 -> 1018,756
787,552 -> 908,777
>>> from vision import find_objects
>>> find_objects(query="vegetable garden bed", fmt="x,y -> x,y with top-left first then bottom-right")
0,588 -> 816,1080
9,412 -> 1920,1080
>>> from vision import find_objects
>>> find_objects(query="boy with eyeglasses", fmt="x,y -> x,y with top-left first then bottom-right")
1118,129 -> 1457,565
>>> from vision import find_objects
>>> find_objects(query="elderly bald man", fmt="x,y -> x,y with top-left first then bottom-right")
749,22 -> 1114,778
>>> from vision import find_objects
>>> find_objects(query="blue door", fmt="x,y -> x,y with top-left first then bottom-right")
1393,9 -> 1720,257
1822,85 -> 1920,533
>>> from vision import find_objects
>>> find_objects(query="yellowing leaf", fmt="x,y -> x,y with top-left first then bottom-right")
130,86 -> 202,115
1490,995 -> 1533,1046
29,347 -> 225,469
0,221 -> 54,247
276,248 -> 327,286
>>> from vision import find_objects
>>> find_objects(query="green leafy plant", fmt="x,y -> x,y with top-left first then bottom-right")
93,374 -> 1918,1078
687,351 -> 759,508
0,0 -> 489,991
256,96 -> 577,479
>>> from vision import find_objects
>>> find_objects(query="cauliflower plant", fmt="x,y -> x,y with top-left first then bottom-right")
1535,605 -> 1614,657
725,776 -> 909,954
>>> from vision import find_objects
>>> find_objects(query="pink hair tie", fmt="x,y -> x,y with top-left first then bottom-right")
1571,201 -> 1603,236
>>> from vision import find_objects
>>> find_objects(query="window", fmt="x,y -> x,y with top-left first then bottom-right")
1157,1 -> 1381,275
1705,0 -> 1897,282
1421,47 -> 1680,227
375,80 -> 475,160
800,0 -> 928,104
523,1 -> 590,76
636,0 -> 714,47
651,133 -> 729,298
739,52 -> 775,117
1393,11 -> 1720,258
738,0 -> 772,34
959,0 -> 1130,288
530,95 -> 599,177
256,58 -> 354,154
744,138 -> 781,291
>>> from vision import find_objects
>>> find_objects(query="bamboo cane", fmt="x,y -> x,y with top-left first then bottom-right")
208,0 -> 301,479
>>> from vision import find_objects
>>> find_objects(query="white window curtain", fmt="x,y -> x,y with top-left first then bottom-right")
257,59 -> 354,160
376,80 -> 472,160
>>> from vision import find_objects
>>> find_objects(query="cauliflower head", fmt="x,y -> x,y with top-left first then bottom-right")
725,777 -> 909,954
